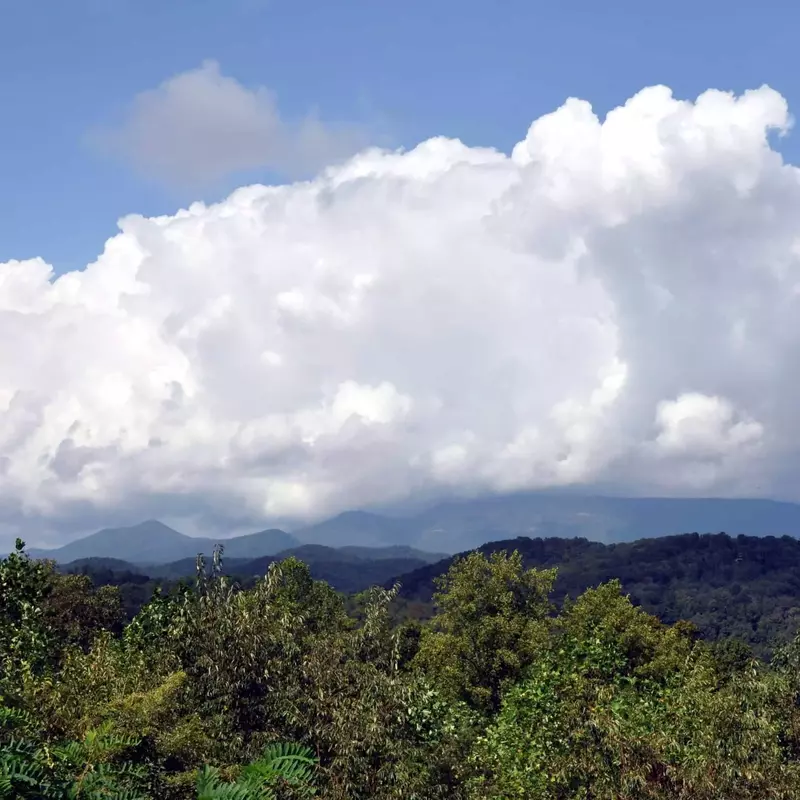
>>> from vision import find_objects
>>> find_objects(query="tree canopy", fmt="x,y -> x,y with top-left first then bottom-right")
2,540 -> 800,798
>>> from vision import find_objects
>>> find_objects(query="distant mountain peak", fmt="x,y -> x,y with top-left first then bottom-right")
22,493 -> 800,567
127,520 -> 184,535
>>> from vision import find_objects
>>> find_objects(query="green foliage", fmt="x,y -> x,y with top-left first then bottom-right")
414,550 -> 555,714
710,635 -> 755,679
0,703 -> 316,800
6,539 -> 800,799
469,583 -> 800,799
0,539 -> 55,694
0,540 -> 128,706
396,532 -> 800,656
0,704 -> 146,799
195,743 -> 317,800
43,573 -> 125,652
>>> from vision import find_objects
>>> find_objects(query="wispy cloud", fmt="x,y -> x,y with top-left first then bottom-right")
90,60 -> 369,187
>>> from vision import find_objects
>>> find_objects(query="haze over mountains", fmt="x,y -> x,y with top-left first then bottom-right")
23,492 -> 800,566
26,521 -> 298,565
35,490 -> 800,652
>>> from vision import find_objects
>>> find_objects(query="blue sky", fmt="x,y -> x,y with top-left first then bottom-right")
1,0 -> 797,275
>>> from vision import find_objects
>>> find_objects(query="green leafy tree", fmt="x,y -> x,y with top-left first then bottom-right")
14,535 -> 800,800
413,550 -> 555,714
0,541 -> 125,704
0,540 -> 55,699
274,583 -> 463,799
43,573 -> 125,653
470,581 -> 800,799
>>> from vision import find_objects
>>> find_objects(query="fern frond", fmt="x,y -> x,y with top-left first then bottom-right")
0,706 -> 35,733
241,741 -> 317,788
195,742 -> 318,800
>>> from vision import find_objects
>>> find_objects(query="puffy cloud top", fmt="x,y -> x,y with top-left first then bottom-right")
3,84 -> 799,541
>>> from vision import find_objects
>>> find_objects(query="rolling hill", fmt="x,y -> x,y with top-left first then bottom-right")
389,532 -> 800,654
61,543 -> 435,598
54,528 -> 800,653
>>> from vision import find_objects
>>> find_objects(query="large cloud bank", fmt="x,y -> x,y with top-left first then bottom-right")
4,84 -> 800,540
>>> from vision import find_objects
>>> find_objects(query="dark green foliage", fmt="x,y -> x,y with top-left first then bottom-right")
233,553 -> 429,594
394,531 -> 800,654
0,540 -> 125,701
0,705 -> 317,800
43,573 -> 126,651
66,547 -> 436,621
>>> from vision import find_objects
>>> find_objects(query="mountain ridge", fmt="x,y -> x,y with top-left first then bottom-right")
27,521 -> 299,565
22,492 -> 800,565
61,543 -> 447,580
59,543 -> 439,596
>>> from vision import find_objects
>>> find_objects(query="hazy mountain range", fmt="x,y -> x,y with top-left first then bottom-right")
57,542 -> 446,596
26,521 -> 297,565
22,492 -> 800,566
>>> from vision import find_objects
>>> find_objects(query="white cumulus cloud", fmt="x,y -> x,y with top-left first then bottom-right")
4,83 -> 800,542
655,393 -> 764,459
91,60 -> 369,186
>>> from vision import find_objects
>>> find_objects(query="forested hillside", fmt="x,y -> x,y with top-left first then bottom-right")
62,531 -> 800,655
392,532 -> 800,654
60,544 -> 438,614
4,540 -> 800,798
